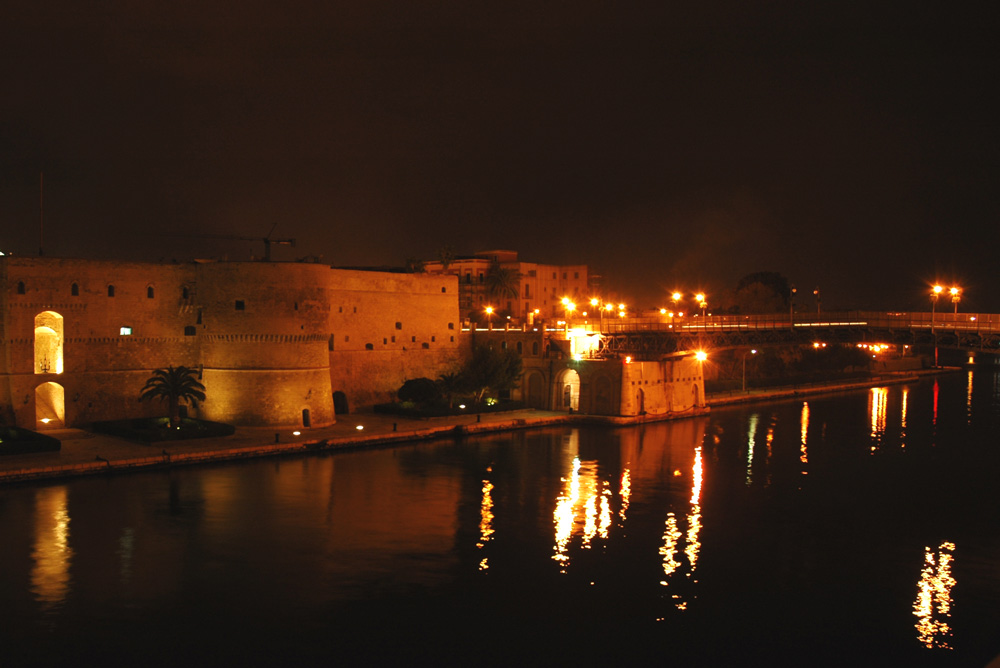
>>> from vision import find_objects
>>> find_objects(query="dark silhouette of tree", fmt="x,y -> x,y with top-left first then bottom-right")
733,271 -> 792,314
404,257 -> 426,273
398,377 -> 441,404
462,345 -> 522,403
437,245 -> 456,271
436,371 -> 464,408
138,366 -> 206,428
485,259 -> 520,301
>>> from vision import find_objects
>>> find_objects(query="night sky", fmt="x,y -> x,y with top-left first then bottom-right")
3,2 -> 998,311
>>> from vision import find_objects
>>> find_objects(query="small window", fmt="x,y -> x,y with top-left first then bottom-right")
383,338 -> 388,345
501,341 -> 507,350
441,287 -> 446,293
516,341 -> 523,354
182,286 -> 190,299
120,326 -> 132,336
448,322 -> 454,330
17,281 -> 25,294
431,336 -> 436,342
391,335 -> 396,343
147,286 -> 155,298
71,283 -> 79,296
184,326 -> 196,336
353,307 -> 357,313
345,335 -> 350,342
574,272 -> 579,279
365,343 -> 374,350
552,272 -> 556,279
294,302 -> 298,310
421,342 -> 429,349
450,336 -> 454,342
197,309 -> 203,324
328,335 -> 335,351
235,300 -> 245,310
108,285 -> 115,297
395,322 -> 402,330
411,336 -> 416,343
339,306 -> 343,313
532,341 -> 539,355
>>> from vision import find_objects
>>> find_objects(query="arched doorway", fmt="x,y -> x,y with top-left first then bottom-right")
34,311 -> 64,374
637,387 -> 646,415
302,408 -> 311,428
557,369 -> 580,411
36,382 -> 66,429
333,391 -> 349,415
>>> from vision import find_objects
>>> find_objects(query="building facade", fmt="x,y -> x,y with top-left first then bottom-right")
423,250 -> 590,323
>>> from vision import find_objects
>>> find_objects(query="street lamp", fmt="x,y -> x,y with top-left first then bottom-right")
950,286 -> 961,314
485,306 -> 494,329
695,293 -> 706,317
790,286 -> 797,326
813,287 -> 821,315
930,285 -> 942,367
742,348 -> 757,393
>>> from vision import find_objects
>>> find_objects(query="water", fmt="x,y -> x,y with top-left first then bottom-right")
2,371 -> 999,666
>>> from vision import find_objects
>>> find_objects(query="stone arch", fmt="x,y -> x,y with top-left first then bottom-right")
556,368 -> 580,411
333,391 -> 349,415
35,382 -> 65,429
34,311 -> 64,374
692,383 -> 701,408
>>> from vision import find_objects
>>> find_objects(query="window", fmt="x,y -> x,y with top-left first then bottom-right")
365,343 -> 374,350
120,326 -> 132,336
501,341 -> 507,350
184,326 -> 196,336
147,286 -> 155,298
395,322 -> 402,329
411,336 -> 416,342
197,309 -> 203,324
552,272 -> 556,279
431,336 -> 436,342
524,284 -> 530,298
448,322 -> 454,330
344,335 -> 350,342
478,272 -> 484,283
532,341 -> 539,355
441,287 -> 446,293
465,273 -> 472,284
574,272 -> 579,279
235,300 -> 245,310
383,338 -> 387,345
391,335 -> 396,343
108,285 -> 115,297
328,335 -> 335,351
528,270 -> 536,277
17,281 -> 25,294
182,286 -> 190,299
421,342 -> 430,349
450,336 -> 454,342
516,341 -> 523,354
71,283 -> 79,296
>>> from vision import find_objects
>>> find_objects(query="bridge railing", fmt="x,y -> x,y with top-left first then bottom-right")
597,311 -> 1000,335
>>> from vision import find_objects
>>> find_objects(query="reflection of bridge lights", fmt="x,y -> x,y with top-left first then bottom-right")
914,541 -> 956,649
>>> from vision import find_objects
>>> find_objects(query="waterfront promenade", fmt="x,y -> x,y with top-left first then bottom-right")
0,370 -> 946,484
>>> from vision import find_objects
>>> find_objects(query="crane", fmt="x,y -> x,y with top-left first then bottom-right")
162,225 -> 296,261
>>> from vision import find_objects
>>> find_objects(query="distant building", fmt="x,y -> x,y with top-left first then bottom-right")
423,250 -> 591,323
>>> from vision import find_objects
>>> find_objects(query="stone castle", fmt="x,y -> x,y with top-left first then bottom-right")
1,254 -> 705,430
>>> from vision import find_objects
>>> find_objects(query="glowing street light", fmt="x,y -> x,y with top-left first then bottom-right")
930,285 -> 943,367
949,286 -> 961,314
695,293 -> 706,317
485,305 -> 494,329
695,350 -> 708,362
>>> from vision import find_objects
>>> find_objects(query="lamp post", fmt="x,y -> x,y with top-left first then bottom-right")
742,348 -> 757,393
813,287 -> 821,315
789,286 -> 797,326
950,286 -> 961,314
931,285 -> 942,367
485,306 -> 494,330
695,293 -> 706,317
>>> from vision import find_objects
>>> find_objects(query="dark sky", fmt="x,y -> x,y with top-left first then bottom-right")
3,1 -> 998,311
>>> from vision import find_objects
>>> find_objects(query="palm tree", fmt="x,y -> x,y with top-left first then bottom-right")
484,259 -> 521,302
139,366 -> 206,428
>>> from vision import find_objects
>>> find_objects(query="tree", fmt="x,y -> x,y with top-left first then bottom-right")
733,271 -> 792,314
404,257 -> 425,273
397,377 -> 440,404
436,371 -> 464,409
437,245 -> 456,271
462,345 -> 523,403
138,366 -> 206,428
484,259 -> 521,302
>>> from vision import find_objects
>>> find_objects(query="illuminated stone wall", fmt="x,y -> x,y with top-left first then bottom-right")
325,269 -> 461,410
1,257 -> 463,427
619,356 -> 705,416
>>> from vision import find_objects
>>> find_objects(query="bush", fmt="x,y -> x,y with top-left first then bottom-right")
397,377 -> 441,404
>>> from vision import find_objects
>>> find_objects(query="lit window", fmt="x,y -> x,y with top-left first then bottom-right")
120,326 -> 133,336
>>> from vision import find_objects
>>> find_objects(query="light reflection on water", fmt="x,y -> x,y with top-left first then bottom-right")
3,372 -> 999,665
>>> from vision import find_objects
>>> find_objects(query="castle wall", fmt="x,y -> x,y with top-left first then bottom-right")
619,356 -> 705,416
325,269 -> 461,410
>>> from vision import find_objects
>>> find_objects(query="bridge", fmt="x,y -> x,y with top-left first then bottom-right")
591,311 -> 1000,357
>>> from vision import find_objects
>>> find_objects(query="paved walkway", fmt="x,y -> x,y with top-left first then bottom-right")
1,369 -> 948,485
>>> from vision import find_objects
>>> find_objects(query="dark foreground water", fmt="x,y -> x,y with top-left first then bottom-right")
2,371 -> 1000,667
